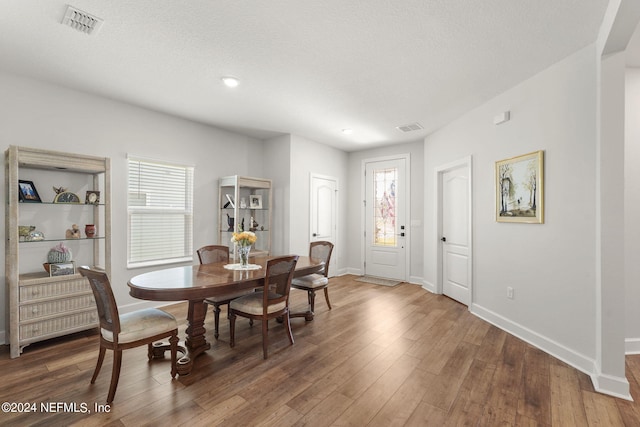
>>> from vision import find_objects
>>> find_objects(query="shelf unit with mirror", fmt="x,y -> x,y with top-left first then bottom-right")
218,175 -> 271,260
5,145 -> 111,358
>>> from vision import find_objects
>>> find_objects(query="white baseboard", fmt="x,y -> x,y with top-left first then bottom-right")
422,280 -> 436,294
471,303 -> 632,401
591,368 -> 633,401
344,267 -> 363,276
626,337 -> 640,355
408,275 -> 424,286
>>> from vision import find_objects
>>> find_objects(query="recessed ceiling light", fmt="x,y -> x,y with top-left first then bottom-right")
221,76 -> 240,88
342,128 -> 354,135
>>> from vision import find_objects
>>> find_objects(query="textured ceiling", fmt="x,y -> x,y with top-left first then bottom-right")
0,1 -> 609,151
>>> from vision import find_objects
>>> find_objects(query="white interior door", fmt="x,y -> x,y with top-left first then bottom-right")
364,158 -> 407,280
441,162 -> 471,305
310,174 -> 337,275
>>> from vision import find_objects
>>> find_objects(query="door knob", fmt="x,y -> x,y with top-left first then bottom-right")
441,237 -> 447,242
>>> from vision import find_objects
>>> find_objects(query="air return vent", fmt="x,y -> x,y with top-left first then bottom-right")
61,6 -> 103,35
396,122 -> 424,133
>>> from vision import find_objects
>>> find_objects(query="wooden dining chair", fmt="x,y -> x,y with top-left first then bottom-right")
198,245 -> 255,339
78,266 -> 178,404
290,241 -> 334,320
229,255 -> 299,359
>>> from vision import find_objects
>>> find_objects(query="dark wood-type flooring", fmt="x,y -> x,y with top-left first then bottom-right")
2,274 -> 640,426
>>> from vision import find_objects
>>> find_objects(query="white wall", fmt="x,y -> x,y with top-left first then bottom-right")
424,46 -> 599,373
0,71 -> 266,340
289,135 -> 349,274
263,135 -> 292,256
346,141 -> 425,282
625,68 -> 640,353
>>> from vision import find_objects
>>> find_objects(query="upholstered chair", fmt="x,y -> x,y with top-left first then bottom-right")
290,241 -> 334,320
198,245 -> 254,339
229,255 -> 299,359
78,267 -> 178,404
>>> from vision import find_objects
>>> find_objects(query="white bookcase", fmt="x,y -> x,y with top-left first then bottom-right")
218,175 -> 272,259
5,146 -> 111,358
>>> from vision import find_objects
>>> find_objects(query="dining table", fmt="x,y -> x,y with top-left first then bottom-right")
127,255 -> 324,376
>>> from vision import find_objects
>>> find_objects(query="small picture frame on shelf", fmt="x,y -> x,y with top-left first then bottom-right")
18,180 -> 41,203
249,194 -> 262,209
85,190 -> 100,205
224,194 -> 235,209
50,261 -> 76,277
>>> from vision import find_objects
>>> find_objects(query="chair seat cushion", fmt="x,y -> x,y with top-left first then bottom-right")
230,292 -> 286,315
102,308 -> 177,344
292,274 -> 328,289
205,288 -> 256,305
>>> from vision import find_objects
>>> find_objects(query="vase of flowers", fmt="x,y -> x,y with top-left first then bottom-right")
231,231 -> 257,268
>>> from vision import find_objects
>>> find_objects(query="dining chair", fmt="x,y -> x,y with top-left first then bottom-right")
290,241 -> 334,320
198,245 -> 254,339
229,255 -> 299,359
78,266 -> 178,404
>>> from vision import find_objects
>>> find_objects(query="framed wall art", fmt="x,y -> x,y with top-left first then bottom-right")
495,150 -> 544,223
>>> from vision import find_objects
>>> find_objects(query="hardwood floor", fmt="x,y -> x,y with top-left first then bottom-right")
2,274 -> 640,426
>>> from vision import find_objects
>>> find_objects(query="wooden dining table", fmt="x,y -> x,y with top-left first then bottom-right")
127,255 -> 324,376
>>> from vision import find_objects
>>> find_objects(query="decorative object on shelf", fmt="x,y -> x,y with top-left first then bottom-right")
240,197 -> 247,209
231,231 -> 257,268
47,242 -> 72,264
85,190 -> 100,205
85,224 -> 96,238
250,216 -> 259,232
65,223 -> 81,239
53,186 -> 81,204
249,194 -> 262,209
226,213 -> 234,231
49,261 -> 76,277
18,225 -> 36,241
26,230 -> 45,241
224,194 -> 235,208
18,180 -> 41,203
239,217 -> 245,232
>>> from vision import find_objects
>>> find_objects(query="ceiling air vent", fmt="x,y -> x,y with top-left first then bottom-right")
396,122 -> 424,133
61,6 -> 103,35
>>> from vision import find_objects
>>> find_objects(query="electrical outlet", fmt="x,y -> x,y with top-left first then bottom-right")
507,287 -> 514,299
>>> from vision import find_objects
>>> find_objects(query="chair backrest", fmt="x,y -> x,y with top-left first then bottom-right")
78,266 -> 121,337
197,245 -> 229,264
309,241 -> 334,278
262,255 -> 299,312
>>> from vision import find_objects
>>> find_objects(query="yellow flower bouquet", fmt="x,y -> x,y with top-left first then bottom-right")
231,231 -> 257,247
231,231 -> 257,267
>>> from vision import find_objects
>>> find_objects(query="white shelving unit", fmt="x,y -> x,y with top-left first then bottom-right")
218,175 -> 271,259
5,146 -> 111,358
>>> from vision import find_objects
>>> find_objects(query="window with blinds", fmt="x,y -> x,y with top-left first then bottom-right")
127,156 -> 194,268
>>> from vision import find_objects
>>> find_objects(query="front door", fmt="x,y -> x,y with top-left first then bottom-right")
440,161 -> 471,305
364,157 -> 407,280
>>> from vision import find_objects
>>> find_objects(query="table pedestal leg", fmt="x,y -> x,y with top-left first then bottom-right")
175,299 -> 211,376
149,341 -> 187,359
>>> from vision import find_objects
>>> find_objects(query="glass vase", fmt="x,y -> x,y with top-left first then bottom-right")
238,245 -> 251,268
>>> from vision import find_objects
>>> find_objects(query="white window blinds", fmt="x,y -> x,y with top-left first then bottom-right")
127,156 -> 194,268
